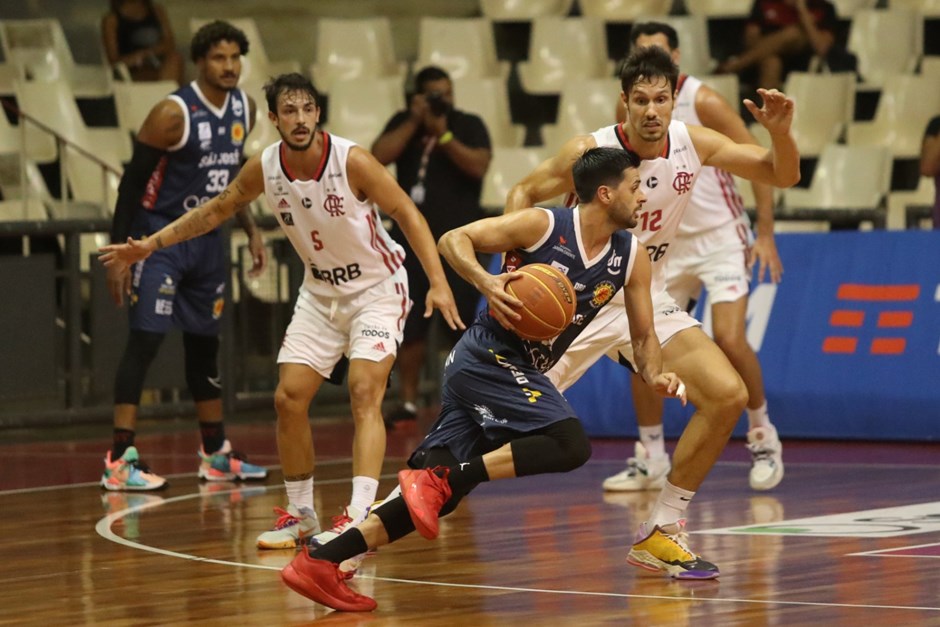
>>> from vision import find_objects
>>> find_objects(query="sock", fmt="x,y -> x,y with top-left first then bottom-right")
199,421 -> 226,454
648,480 -> 695,528
444,457 -> 489,494
285,477 -> 315,514
112,428 -> 135,459
746,401 -> 771,431
310,528 -> 370,564
638,424 -> 666,460
350,476 -> 379,520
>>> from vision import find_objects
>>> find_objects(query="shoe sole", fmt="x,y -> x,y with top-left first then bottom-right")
627,551 -> 720,580
750,463 -> 785,491
100,478 -> 168,492
199,470 -> 268,482
602,479 -> 667,492
281,563 -> 376,611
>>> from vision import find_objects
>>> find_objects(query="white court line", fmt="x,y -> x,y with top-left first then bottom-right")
850,541 -> 940,557
94,484 -> 940,614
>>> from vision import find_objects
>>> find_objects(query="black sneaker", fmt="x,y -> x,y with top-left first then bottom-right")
384,404 -> 417,428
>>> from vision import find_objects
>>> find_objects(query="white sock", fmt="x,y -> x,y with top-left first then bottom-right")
638,424 -> 666,460
648,481 -> 695,528
747,401 -> 771,430
350,476 -> 379,520
285,477 -> 315,516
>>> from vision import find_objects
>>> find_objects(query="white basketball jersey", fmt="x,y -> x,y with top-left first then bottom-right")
591,120 -> 702,295
673,74 -> 750,237
262,133 -> 406,298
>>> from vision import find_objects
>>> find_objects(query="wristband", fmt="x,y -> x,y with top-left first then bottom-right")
438,130 -> 454,145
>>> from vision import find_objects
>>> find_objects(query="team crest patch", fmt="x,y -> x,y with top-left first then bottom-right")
212,297 -> 225,320
231,121 -> 245,145
590,281 -> 615,308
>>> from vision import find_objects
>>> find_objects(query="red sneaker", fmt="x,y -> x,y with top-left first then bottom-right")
398,466 -> 453,540
281,550 -> 377,612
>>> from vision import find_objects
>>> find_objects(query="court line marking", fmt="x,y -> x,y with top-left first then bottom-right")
94,485 -> 940,613
850,541 -> 940,557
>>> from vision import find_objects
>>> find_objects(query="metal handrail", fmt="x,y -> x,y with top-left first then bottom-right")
0,98 -> 122,221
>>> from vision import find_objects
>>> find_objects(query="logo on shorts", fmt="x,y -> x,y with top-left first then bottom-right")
473,404 -> 507,424
155,298 -> 173,316
212,297 -> 224,319
590,281 -> 615,308
158,275 -> 176,295
372,341 -> 387,353
361,327 -> 391,339
521,388 -> 542,404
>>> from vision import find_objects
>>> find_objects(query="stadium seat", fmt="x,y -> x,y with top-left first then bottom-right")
453,77 -> 526,147
781,72 -> 855,158
323,78 -> 404,149
890,0 -> 940,17
579,0 -> 673,20
623,14 -> 716,78
415,18 -> 509,80
518,18 -> 614,95
309,18 -> 406,93
731,173 -> 784,214
0,19 -> 113,98
783,144 -> 892,224
887,176 -> 935,230
700,74 -> 741,111
480,0 -> 575,21
847,9 -> 922,88
829,0 -> 879,18
922,56 -> 940,80
189,17 -> 301,88
112,80 -> 177,136
541,79 -> 621,152
0,153 -> 54,216
0,62 -> 22,96
684,0 -> 752,18
846,75 -> 940,158
482,147 -> 557,211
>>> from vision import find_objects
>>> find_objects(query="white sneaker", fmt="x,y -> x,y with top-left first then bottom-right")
309,505 -> 368,547
256,504 -> 321,549
603,442 -> 671,492
747,426 -> 784,491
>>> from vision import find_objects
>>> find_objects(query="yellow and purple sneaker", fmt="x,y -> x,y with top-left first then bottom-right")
627,519 -> 719,580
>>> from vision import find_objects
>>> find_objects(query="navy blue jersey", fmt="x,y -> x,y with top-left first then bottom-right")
478,206 -> 637,373
135,82 -> 251,233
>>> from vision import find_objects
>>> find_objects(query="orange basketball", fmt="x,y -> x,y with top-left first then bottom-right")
505,263 -> 577,341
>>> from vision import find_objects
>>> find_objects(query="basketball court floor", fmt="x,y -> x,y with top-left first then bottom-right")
1,411 -> 938,624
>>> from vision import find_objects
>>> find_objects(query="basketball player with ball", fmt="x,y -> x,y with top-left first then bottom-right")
277,147 -> 688,611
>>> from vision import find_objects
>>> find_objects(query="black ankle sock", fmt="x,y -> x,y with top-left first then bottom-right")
309,528 -> 369,563
444,457 -> 489,494
112,428 -> 135,459
199,421 -> 226,454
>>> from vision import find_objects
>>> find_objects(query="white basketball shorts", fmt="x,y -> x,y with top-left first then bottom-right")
667,220 -> 751,310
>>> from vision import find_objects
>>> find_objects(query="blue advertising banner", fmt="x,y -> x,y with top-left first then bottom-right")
487,231 -> 940,441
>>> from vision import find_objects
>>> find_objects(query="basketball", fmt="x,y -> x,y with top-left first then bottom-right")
504,263 -> 577,341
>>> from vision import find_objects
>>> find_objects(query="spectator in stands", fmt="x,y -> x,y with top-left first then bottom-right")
102,0 -> 184,85
717,0 -> 837,90
372,66 -> 492,428
921,115 -> 940,229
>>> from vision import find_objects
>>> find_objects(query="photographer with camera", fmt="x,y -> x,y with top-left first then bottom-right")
372,65 -> 492,428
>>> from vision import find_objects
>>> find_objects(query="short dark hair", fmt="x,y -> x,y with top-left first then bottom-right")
414,65 -> 450,94
263,73 -> 321,114
629,21 -> 680,50
619,45 -> 679,98
572,147 -> 640,204
190,20 -> 249,62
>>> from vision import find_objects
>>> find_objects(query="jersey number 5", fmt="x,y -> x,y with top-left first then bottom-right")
310,230 -> 324,251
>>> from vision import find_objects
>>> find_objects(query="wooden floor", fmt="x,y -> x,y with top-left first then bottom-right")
1,412 -> 939,625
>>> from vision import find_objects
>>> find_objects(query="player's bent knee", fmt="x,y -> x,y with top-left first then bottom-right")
273,385 -> 312,419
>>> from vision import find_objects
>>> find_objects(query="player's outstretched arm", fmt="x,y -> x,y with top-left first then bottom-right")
99,156 -> 265,267
346,146 -> 464,330
623,247 -> 687,405
505,135 -> 595,213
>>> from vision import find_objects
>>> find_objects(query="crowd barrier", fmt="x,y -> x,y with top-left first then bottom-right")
562,230 -> 940,441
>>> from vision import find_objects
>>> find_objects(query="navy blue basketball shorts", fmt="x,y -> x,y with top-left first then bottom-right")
128,232 -> 227,335
413,323 -> 578,463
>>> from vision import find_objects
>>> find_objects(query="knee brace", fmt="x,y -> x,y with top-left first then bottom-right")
183,333 -> 221,401
114,330 -> 165,405
511,417 -> 592,476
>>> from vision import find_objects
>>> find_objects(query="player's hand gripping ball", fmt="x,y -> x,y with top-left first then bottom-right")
505,263 -> 576,341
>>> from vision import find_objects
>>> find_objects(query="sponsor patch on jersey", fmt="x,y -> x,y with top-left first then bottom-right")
278,198 -> 290,209
231,121 -> 245,145
198,121 -> 212,141
590,281 -> 615,308
550,260 -> 569,275
280,212 -> 294,225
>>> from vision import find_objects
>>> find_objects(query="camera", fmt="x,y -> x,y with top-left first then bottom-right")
425,91 -> 450,116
